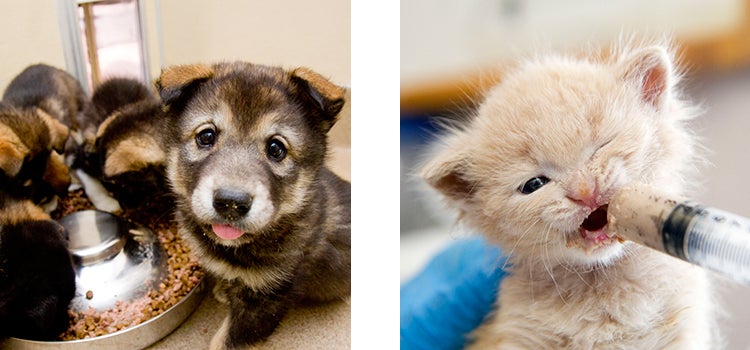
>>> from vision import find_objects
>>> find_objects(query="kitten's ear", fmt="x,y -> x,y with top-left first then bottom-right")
420,146 -> 475,202
619,46 -> 673,111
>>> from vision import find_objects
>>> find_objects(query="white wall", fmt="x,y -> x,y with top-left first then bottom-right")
0,1 -> 65,88
0,1 -> 350,89
155,0 -> 350,86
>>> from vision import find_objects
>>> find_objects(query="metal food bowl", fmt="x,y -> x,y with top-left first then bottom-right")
65,210 -> 167,312
1,210 -> 205,349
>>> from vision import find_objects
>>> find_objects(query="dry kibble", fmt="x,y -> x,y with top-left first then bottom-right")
55,190 -> 204,340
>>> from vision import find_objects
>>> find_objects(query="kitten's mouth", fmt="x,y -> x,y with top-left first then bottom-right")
581,205 -> 608,232
572,204 -> 621,253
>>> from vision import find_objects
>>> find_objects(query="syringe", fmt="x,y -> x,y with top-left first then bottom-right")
608,184 -> 750,285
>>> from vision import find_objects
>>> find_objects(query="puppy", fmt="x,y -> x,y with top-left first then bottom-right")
79,78 -> 168,208
90,77 -> 159,121
156,62 -> 351,349
76,77 -> 159,175
3,63 -> 94,144
1,64 -> 94,207
95,100 -> 168,208
0,193 -> 76,340
0,102 -> 70,204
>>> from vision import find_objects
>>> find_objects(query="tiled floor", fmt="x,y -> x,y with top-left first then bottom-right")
401,67 -> 750,349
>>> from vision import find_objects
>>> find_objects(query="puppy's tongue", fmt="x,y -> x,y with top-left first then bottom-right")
211,224 -> 245,240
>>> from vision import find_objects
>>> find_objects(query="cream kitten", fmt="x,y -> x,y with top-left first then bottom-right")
421,42 -> 718,349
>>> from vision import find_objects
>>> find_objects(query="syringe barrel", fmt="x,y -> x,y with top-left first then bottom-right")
663,204 -> 750,284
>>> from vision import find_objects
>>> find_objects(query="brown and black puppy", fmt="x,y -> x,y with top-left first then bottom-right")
0,102 -> 70,204
76,77 -> 169,208
76,77 -> 159,174
90,77 -> 158,120
1,64 -> 96,205
95,99 -> 168,208
2,64 -> 93,140
156,62 -> 351,350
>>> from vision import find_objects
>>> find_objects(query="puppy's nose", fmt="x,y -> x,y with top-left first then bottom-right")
213,189 -> 252,220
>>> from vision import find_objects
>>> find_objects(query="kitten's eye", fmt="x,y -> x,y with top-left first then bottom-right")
519,176 -> 550,194
267,138 -> 287,161
196,127 -> 217,148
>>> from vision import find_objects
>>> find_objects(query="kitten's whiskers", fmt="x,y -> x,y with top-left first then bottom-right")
558,247 -> 593,288
502,218 -> 540,270
540,223 -> 568,305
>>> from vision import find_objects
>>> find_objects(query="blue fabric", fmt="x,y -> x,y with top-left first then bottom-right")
400,237 -> 507,350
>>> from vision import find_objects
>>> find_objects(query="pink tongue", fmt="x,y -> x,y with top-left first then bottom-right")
211,224 -> 245,240
581,230 -> 609,243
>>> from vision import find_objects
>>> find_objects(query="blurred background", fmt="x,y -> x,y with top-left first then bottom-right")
0,0 -> 349,90
401,0 -> 750,348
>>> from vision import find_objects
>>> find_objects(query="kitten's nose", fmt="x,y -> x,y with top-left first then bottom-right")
213,189 -> 252,220
566,177 -> 599,209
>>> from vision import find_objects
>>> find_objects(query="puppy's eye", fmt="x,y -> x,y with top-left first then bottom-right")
519,176 -> 550,194
267,138 -> 287,161
196,128 -> 216,148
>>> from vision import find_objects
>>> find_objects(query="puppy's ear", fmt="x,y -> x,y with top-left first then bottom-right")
35,109 -> 69,153
42,152 -> 71,197
155,64 -> 214,108
290,68 -> 345,131
0,124 -> 29,178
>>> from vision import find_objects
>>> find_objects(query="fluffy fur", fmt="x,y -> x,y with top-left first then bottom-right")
0,102 -> 70,204
86,78 -> 167,208
0,64 -> 79,340
156,62 -> 351,349
421,41 -> 717,349
2,64 -> 90,133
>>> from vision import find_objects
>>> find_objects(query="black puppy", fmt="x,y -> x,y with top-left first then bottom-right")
0,194 -> 76,340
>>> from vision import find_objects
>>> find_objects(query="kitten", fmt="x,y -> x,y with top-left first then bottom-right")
420,42 -> 717,349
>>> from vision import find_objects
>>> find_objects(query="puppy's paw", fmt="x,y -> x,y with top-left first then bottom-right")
208,317 -> 230,350
209,316 -> 263,350
75,169 -> 121,213
212,279 -> 233,304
